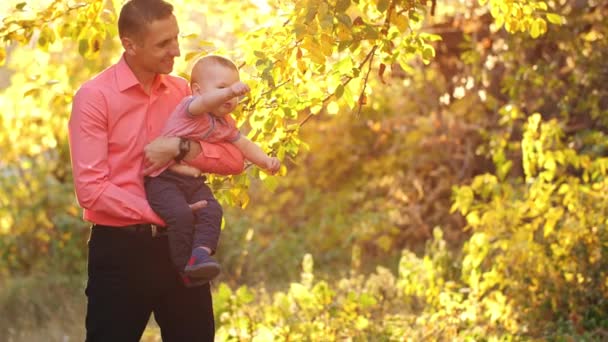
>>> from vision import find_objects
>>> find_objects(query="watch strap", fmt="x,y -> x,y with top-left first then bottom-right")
174,138 -> 190,163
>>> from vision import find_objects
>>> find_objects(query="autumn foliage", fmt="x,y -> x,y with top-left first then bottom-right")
1,0 -> 607,340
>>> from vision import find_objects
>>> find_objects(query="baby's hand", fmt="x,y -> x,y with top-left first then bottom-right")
265,157 -> 281,174
230,81 -> 250,97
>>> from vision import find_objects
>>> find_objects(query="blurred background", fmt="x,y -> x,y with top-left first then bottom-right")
1,0 -> 607,340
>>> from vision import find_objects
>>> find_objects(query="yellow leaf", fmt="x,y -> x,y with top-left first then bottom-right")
0,47 -> 6,66
320,34 -> 334,56
355,316 -> 369,330
536,18 -> 547,36
466,211 -> 480,226
583,30 -> 601,42
494,15 -> 504,30
505,18 -> 519,33
530,19 -> 541,38
393,14 -> 409,33
537,2 -> 548,11
546,13 -> 564,25
336,25 -> 352,40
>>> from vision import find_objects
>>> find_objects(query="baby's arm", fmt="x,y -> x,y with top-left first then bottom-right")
188,82 -> 250,116
233,136 -> 280,174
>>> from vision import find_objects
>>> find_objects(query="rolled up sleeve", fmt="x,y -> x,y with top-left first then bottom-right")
186,141 -> 245,175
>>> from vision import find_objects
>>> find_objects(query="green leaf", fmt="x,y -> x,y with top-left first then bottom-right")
422,45 -> 435,63
377,0 -> 389,13
78,39 -> 88,56
24,88 -> 40,97
334,56 -> 353,74
306,7 -> 317,23
335,84 -> 344,99
337,13 -> 352,28
262,174 -> 279,191
235,286 -> 254,304
254,50 -> 266,59
216,283 -> 233,300
420,33 -> 442,42
336,0 -> 350,12
294,23 -> 308,38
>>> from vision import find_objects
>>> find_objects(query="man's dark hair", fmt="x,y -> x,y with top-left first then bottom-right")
118,0 -> 174,39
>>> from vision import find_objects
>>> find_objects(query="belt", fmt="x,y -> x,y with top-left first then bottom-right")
92,224 -> 168,237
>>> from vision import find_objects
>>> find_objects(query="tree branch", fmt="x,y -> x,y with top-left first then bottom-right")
356,45 -> 378,116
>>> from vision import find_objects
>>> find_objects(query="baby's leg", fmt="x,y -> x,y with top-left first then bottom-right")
182,180 -> 222,280
145,174 -> 196,271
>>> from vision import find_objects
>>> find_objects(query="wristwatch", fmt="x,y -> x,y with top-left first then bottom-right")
174,138 -> 190,163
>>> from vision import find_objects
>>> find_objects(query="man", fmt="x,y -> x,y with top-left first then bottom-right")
68,0 -> 244,340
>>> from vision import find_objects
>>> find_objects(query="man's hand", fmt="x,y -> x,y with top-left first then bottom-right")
143,136 -> 180,175
264,157 -> 281,174
230,81 -> 250,97
189,200 -> 207,211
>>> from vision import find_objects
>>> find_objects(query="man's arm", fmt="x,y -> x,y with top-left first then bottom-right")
68,87 -> 160,223
144,137 -> 245,176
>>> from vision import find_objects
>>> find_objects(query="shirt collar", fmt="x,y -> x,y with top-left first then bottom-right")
115,54 -> 169,92
116,55 -> 140,92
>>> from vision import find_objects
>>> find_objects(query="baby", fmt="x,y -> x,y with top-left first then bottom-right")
145,55 -> 280,287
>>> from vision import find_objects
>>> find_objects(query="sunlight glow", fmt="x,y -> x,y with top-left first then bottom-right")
250,0 -> 271,14
0,0 -> 55,20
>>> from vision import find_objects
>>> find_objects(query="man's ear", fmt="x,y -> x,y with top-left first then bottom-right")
121,36 -> 138,56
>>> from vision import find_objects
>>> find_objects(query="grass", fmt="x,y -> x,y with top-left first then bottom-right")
0,273 -> 167,342
0,274 -> 86,342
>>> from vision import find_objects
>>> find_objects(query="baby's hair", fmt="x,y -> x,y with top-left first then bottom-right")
201,55 -> 238,71
190,55 -> 238,85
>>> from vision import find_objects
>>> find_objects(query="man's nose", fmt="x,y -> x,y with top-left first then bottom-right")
170,40 -> 180,57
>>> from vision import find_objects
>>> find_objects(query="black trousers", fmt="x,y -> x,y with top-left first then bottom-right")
144,171 -> 223,270
85,226 -> 214,341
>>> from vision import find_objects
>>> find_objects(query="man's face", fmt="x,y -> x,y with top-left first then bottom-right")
129,15 -> 180,75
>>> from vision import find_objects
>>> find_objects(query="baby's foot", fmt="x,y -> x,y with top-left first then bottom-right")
184,247 -> 220,281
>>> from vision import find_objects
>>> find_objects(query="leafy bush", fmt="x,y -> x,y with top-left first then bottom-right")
214,228 -> 541,340
453,115 -> 608,337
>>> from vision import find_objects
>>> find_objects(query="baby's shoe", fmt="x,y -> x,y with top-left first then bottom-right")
184,247 -> 220,281
180,272 -> 209,288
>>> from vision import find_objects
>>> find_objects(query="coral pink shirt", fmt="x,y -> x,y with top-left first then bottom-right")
68,56 -> 244,226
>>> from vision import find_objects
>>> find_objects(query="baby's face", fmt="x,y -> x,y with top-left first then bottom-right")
194,64 -> 240,116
